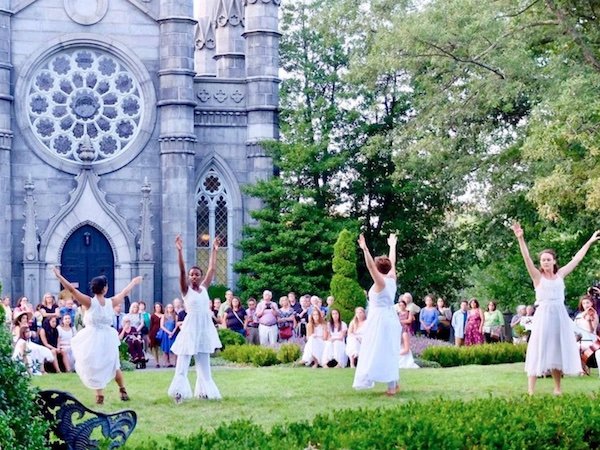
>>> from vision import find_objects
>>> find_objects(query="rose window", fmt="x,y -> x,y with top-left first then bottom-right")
26,48 -> 143,163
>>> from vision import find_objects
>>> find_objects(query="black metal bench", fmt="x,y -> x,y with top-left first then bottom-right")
38,390 -> 137,450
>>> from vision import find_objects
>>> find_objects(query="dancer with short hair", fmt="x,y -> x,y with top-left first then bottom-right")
353,233 -> 401,396
168,235 -> 222,402
52,267 -> 142,404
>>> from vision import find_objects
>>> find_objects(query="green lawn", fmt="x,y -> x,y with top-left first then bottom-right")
32,362 -> 600,447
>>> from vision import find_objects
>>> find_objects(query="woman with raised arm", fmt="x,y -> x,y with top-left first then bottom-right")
52,267 -> 142,404
512,223 -> 600,395
168,235 -> 222,403
353,233 -> 401,396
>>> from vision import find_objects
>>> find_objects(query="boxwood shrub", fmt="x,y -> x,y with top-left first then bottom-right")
0,306 -> 50,449
421,343 -> 527,367
221,343 -> 302,366
217,328 -> 246,349
129,393 -> 600,449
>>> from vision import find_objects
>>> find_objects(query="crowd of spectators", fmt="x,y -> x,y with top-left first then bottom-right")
4,285 -> 599,374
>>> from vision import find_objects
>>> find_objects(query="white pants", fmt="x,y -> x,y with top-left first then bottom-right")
258,324 -> 278,346
167,352 -> 221,400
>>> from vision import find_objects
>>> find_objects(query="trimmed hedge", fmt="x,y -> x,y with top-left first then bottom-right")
128,393 -> 600,449
221,343 -> 302,366
217,328 -> 246,349
421,343 -> 527,367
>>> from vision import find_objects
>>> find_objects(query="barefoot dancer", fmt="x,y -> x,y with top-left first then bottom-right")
168,235 -> 222,402
52,268 -> 142,404
512,223 -> 600,395
352,233 -> 401,396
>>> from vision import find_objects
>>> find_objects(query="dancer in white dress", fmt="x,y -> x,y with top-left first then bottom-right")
322,309 -> 348,368
353,233 -> 401,396
301,308 -> 328,367
512,223 -> 600,395
53,267 -> 142,404
345,307 -> 366,368
168,235 -> 222,402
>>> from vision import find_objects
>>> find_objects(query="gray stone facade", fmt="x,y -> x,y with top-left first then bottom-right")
0,0 -> 279,304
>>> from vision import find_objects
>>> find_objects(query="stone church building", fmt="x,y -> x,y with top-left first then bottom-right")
0,0 -> 279,303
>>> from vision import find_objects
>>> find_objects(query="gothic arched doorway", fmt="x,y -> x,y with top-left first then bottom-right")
60,225 -> 115,297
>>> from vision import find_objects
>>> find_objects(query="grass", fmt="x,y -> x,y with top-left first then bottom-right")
32,361 -> 600,447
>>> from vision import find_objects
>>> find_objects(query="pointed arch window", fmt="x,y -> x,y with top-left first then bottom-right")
196,168 -> 230,286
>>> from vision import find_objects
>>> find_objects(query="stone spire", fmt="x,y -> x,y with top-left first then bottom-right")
214,0 -> 245,78
138,177 -> 154,261
22,175 -> 39,262
195,0 -> 218,76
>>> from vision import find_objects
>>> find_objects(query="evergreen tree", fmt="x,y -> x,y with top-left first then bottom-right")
330,229 -> 366,322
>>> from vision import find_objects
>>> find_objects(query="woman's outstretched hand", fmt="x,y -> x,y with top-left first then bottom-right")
388,233 -> 397,247
589,230 -> 600,243
52,266 -> 61,278
175,235 -> 183,251
511,222 -> 523,239
357,234 -> 367,250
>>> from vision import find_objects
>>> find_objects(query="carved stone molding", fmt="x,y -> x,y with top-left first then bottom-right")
64,0 -> 109,26
195,111 -> 247,127
243,0 -> 281,5
138,178 -> 154,262
215,0 -> 244,28
195,18 -> 216,51
196,88 -> 246,105
23,176 -> 39,262
246,140 -> 268,158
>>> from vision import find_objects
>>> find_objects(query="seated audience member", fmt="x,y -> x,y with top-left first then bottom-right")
119,318 -> 147,369
125,302 -> 144,331
346,307 -> 367,368
59,297 -> 77,325
510,305 -> 527,344
222,296 -> 247,336
13,296 -> 33,319
419,295 -> 439,338
483,301 -> 505,343
322,308 -> 348,368
451,300 -> 469,346
38,317 -> 64,373
12,327 -> 40,375
301,308 -> 328,368
245,297 -> 260,345
574,294 -> 600,376
39,293 -> 59,320
57,314 -> 77,372
277,296 -> 297,342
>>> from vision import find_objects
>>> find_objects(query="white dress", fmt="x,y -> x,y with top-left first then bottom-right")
525,276 -> 581,376
398,350 -> 419,369
302,324 -> 326,365
170,287 -> 222,356
322,322 -> 348,367
168,287 -> 222,400
58,325 -> 77,368
71,296 -> 120,389
353,278 -> 401,389
345,322 -> 364,359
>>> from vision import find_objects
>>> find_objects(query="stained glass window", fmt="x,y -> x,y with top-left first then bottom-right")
196,169 -> 231,286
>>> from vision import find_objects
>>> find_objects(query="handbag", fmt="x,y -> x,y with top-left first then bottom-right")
279,325 -> 293,340
156,329 -> 164,341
